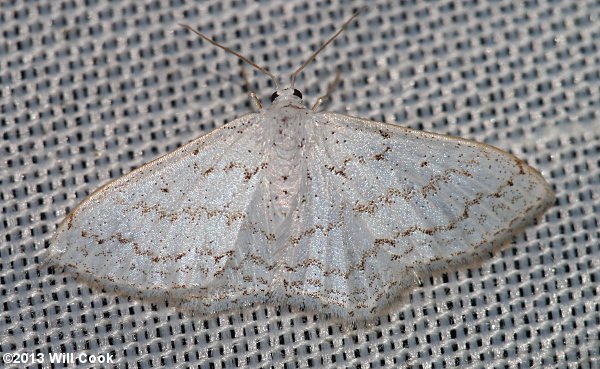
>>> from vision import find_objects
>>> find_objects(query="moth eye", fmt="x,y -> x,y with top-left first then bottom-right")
293,89 -> 303,99
270,92 -> 279,102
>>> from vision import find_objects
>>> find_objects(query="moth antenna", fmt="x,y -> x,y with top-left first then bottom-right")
179,24 -> 279,89
290,6 -> 367,89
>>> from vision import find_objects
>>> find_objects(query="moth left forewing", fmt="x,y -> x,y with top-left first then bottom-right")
278,112 -> 553,318
48,115 -> 270,307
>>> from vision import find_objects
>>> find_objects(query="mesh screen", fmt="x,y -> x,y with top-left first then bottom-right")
1,0 -> 599,368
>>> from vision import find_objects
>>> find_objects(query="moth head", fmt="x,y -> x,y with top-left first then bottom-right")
270,88 -> 304,108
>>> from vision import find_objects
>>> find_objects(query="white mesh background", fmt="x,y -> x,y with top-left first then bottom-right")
1,0 -> 598,368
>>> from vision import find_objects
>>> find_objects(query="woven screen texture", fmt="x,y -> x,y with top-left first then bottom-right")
1,0 -> 598,368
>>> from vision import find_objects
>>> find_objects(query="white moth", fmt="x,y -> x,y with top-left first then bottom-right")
48,10 -> 554,319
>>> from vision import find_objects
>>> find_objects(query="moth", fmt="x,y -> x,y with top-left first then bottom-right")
49,9 -> 554,319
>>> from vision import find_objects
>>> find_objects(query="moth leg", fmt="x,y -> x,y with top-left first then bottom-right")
312,66 -> 342,112
241,63 -> 263,110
